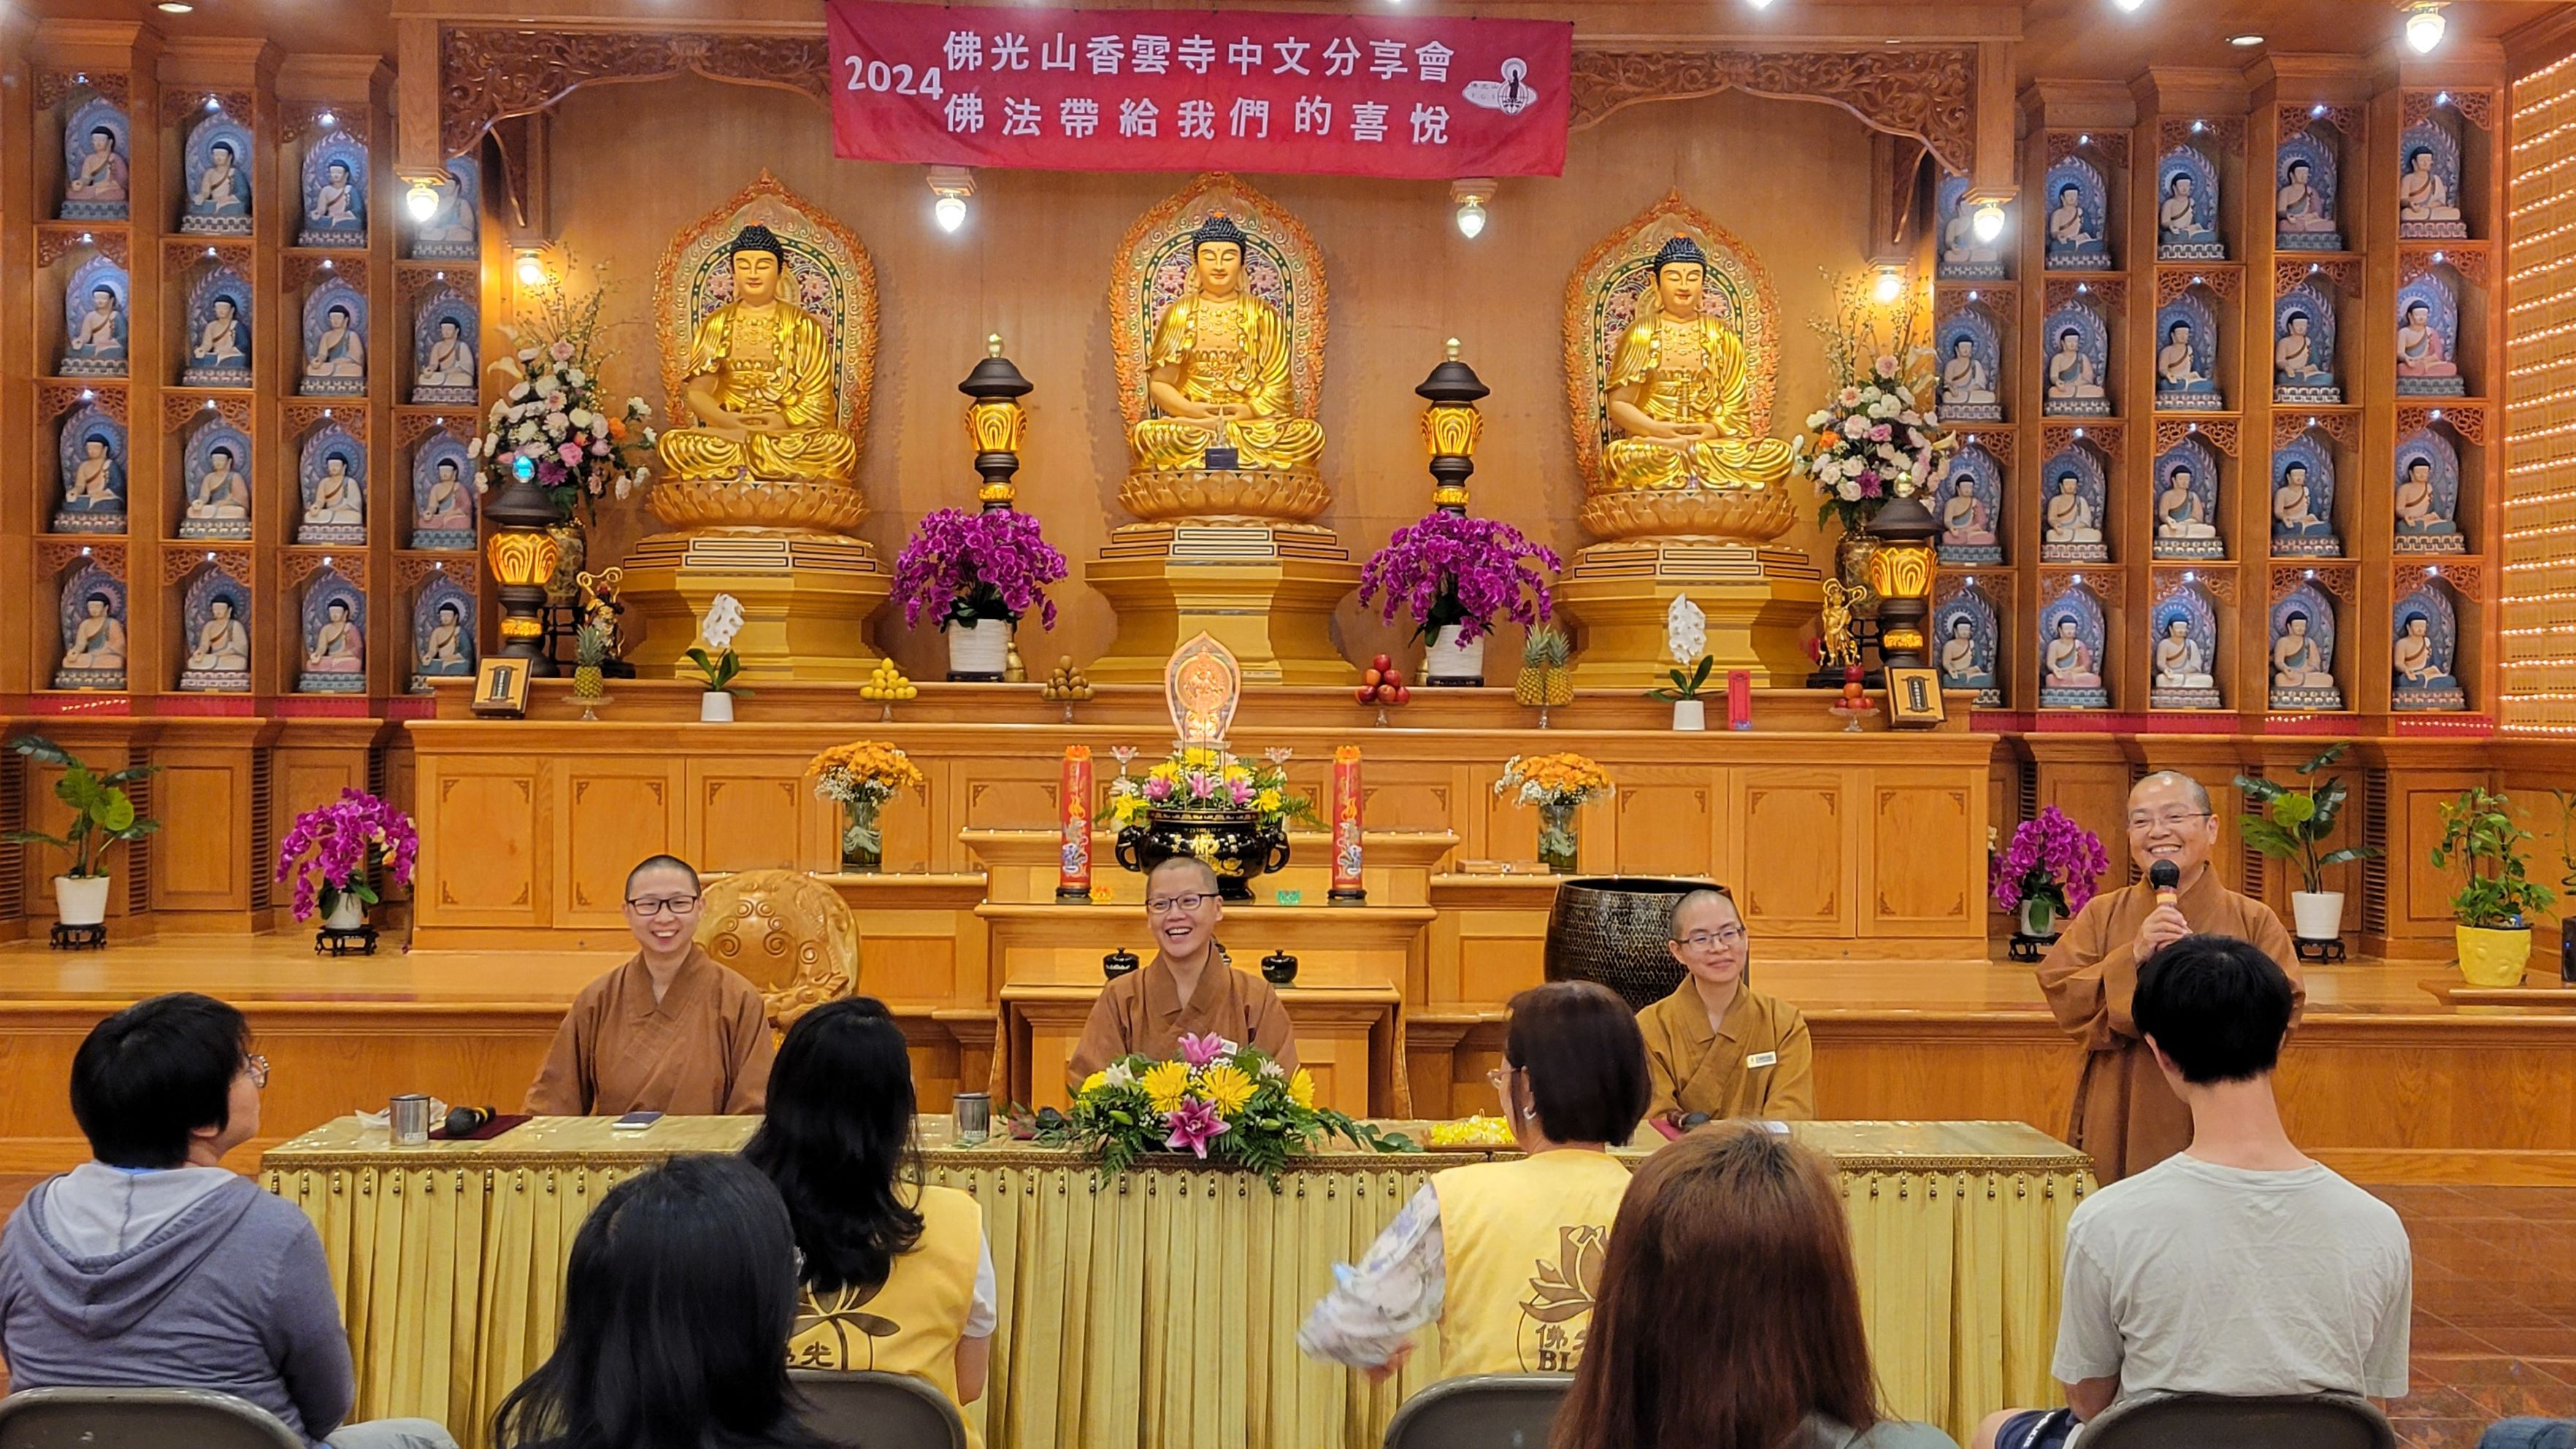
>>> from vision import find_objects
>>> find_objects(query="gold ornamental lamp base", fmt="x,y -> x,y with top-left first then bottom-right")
621,526 -> 892,683
1555,539 -> 1823,688
1084,523 -> 1359,685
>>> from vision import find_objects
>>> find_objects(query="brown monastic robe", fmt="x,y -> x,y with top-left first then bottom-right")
1637,980 -> 1816,1122
525,945 -> 778,1116
2035,870 -> 2302,1182
1065,950 -> 1299,1090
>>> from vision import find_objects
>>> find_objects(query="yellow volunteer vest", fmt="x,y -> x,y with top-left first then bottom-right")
788,1183 -> 985,1446
1432,1150 -> 1635,1377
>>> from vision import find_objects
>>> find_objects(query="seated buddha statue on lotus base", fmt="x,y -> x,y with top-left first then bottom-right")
618,198 -> 891,683
1555,223 -> 1820,686
1086,195 -> 1359,686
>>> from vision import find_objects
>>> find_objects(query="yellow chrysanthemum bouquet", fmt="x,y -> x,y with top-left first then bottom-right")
1495,752 -> 1614,875
808,741 -> 927,872
1041,1033 -> 1411,1184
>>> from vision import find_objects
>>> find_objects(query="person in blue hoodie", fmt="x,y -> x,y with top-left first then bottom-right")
0,992 -> 454,1449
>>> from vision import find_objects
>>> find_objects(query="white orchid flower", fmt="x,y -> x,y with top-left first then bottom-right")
702,593 -> 747,652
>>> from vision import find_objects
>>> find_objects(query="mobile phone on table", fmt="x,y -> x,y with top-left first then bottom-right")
610,1110 -> 664,1132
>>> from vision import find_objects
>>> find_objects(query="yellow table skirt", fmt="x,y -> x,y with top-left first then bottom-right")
260,1117 -> 2088,1449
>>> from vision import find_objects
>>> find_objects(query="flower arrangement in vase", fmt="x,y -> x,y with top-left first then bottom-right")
1357,512 -> 1561,685
1107,747 -> 1314,901
1989,806 -> 2111,944
1037,1031 -> 1411,1183
1495,753 -> 1613,874
684,592 -> 750,721
890,507 -> 1069,681
808,742 -> 927,872
1792,268 -> 1947,540
467,264 -> 656,528
275,788 -> 418,929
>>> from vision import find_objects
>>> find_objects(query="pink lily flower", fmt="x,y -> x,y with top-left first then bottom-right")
1163,1098 -> 1228,1158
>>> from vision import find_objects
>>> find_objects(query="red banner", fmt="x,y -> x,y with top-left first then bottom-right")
826,1 -> 1570,179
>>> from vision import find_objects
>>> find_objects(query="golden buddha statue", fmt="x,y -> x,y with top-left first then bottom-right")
657,223 -> 857,485
1601,236 -> 1793,495
1129,213 -> 1324,474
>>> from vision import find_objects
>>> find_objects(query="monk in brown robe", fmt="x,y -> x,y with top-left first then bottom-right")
526,855 -> 777,1115
1636,885 -> 1814,1123
2036,771 -> 2301,1182
1066,856 -> 1297,1088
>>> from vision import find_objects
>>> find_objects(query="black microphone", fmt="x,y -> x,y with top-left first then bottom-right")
2149,859 -> 2180,909
443,1105 -> 497,1138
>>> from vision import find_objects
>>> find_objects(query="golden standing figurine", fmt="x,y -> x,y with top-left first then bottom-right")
656,223 -> 857,485
1129,214 -> 1325,474
1601,236 -> 1794,495
1820,579 -> 1862,669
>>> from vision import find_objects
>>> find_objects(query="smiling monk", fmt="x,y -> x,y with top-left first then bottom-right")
1065,856 -> 1297,1091
2034,772 -> 2301,1182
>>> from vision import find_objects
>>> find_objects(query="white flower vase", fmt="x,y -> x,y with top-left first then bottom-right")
53,875 -> 111,927
1672,699 -> 1707,731
1424,625 -> 1486,685
948,618 -> 1011,681
699,690 -> 735,723
323,893 -> 367,931
2018,896 -> 2058,939
2291,891 -> 2345,942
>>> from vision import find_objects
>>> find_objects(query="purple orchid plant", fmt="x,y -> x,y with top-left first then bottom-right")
1989,804 -> 2112,916
275,788 -> 420,923
1357,511 -> 1562,645
891,507 -> 1070,631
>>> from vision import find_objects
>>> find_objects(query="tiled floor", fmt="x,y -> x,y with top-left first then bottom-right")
0,1172 -> 2568,1444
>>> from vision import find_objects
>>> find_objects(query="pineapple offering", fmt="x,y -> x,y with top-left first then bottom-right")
1516,624 -> 1576,722
862,657 -> 918,702
573,626 -> 607,702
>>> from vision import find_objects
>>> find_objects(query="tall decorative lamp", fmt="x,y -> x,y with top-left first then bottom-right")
1864,477 -> 1942,671
483,457 -> 561,676
1417,337 -> 1487,515
962,333 -> 1032,511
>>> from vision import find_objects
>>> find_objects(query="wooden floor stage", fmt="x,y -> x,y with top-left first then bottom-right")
1,935 -> 2570,1185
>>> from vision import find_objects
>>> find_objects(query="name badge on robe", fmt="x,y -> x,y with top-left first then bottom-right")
1745,1051 -> 1779,1069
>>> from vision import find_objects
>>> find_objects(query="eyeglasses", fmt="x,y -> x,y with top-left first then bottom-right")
1485,1064 -> 1521,1093
625,893 -> 701,917
1671,926 -> 1748,951
1146,893 -> 1211,915
244,1053 -> 269,1089
2125,810 -> 2212,832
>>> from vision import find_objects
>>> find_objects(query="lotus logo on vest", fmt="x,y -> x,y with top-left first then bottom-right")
1517,1224 -> 1608,1372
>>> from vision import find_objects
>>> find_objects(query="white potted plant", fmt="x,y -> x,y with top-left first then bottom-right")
683,592 -> 751,722
2,734 -> 161,929
2235,744 -> 2383,945
1647,655 -> 1716,731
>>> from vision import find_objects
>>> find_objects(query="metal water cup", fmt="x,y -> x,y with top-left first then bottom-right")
389,1094 -> 431,1147
953,1092 -> 992,1146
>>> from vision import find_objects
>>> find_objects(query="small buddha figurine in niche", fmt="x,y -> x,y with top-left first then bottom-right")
2044,617 -> 2103,689
2155,464 -> 2218,544
66,126 -> 129,209
187,445 -> 250,528
64,286 -> 128,371
2157,321 -> 2212,393
417,457 -> 473,540
2275,312 -> 2331,389
1939,618 -> 1993,691
61,435 -> 123,518
302,450 -> 365,543
2272,461 -> 2333,542
2400,147 -> 2462,226
1940,469 -> 1996,548
2273,612 -> 2334,690
192,296 -> 248,375
2279,160 -> 2337,238
2045,328 -> 2106,401
417,601 -> 471,676
309,161 -> 360,232
1600,234 -> 1793,493
2155,618 -> 2215,691
2049,185 -> 2098,250
657,223 -> 858,485
2395,455 -> 2458,540
415,317 -> 476,395
1129,213 -> 1325,476
186,594 -> 250,676
305,598 -> 364,677
61,593 -> 126,677
2044,474 -> 2101,545
2396,301 -> 2459,380
305,304 -> 365,385
1940,337 -> 1996,409
2393,612 -> 2461,696
189,141 -> 245,220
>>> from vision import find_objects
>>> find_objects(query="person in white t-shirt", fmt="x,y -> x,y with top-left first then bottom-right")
1974,934 -> 2411,1449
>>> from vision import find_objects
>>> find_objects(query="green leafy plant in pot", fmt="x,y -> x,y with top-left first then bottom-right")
1646,655 -> 1716,732
2430,788 -> 2556,987
2234,743 -> 2382,945
2553,791 -> 2576,984
1,734 -> 162,929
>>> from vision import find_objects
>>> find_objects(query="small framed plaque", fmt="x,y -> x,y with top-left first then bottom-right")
1882,667 -> 1948,729
471,657 -> 532,718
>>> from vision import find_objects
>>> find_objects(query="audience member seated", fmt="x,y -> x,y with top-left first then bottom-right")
1555,1122 -> 1959,1449
745,997 -> 994,1440
1065,855 -> 1296,1088
1974,935 -> 2410,1449
526,854 -> 777,1116
2035,771 -> 2302,1181
0,992 -> 456,1449
2482,1420 -> 2576,1447
1299,981 -> 1649,1379
494,1153 -> 824,1449
1637,885 -> 1814,1123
